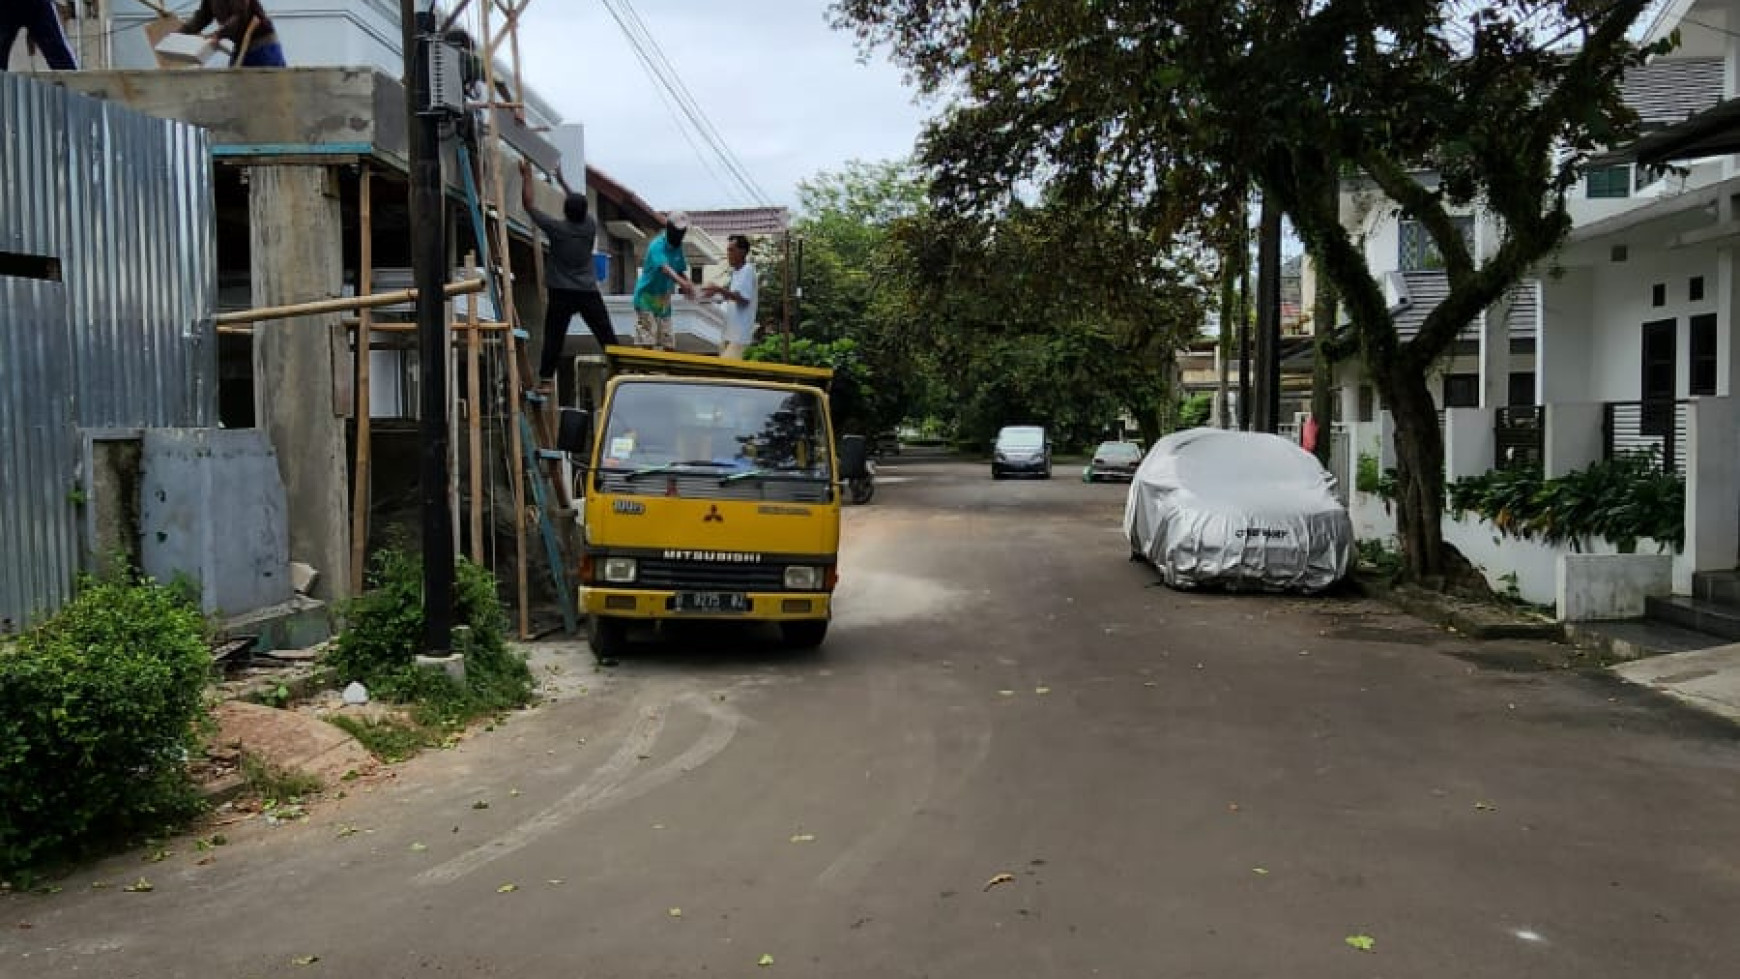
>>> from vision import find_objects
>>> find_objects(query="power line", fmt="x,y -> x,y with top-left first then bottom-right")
613,0 -> 772,204
604,0 -> 762,204
600,0 -> 771,206
597,0 -> 748,206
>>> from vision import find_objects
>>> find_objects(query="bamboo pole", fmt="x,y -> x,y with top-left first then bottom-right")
349,167 -> 375,594
220,320 -> 513,336
214,278 -> 487,326
482,0 -> 531,638
466,254 -> 486,564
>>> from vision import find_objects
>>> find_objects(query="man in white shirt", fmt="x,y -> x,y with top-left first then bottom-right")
706,234 -> 759,359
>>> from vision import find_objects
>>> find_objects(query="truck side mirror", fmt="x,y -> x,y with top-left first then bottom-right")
839,434 -> 869,480
558,408 -> 593,455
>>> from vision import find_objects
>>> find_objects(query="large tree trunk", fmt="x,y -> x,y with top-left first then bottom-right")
1380,368 -> 1447,581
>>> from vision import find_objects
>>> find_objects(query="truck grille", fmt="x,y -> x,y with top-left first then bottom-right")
636,559 -> 790,592
596,472 -> 831,503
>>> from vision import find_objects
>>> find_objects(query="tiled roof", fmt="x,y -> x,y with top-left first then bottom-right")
685,207 -> 792,237
1622,57 -> 1724,128
1391,271 -> 1537,342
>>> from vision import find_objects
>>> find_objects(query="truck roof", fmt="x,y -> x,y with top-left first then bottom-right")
603,345 -> 834,389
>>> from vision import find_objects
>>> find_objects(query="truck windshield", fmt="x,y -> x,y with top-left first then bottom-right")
598,381 -> 831,481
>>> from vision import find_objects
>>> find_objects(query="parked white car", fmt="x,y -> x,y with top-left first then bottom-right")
1123,429 -> 1352,593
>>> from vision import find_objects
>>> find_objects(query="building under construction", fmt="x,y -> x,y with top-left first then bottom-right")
1,1 -> 783,637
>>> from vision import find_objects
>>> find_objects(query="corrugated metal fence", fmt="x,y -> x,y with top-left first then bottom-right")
1,73 -> 216,632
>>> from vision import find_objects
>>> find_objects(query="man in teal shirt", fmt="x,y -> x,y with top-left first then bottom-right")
632,211 -> 699,351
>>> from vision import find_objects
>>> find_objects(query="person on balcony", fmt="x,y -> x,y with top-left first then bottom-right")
1,1 -> 79,71
632,212 -> 698,352
181,0 -> 286,67
520,160 -> 618,385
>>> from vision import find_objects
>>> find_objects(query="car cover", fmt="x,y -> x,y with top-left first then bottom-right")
1123,428 -> 1352,593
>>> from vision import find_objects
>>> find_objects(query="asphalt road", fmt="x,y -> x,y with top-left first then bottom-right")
8,455 -> 1740,978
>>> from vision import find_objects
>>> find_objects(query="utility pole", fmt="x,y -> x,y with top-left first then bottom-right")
782,231 -> 793,360
1255,193 -> 1282,433
404,3 -> 453,655
1237,197 -> 1252,431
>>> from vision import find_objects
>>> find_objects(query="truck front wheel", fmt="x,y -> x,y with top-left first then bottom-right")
586,614 -> 630,661
780,620 -> 829,649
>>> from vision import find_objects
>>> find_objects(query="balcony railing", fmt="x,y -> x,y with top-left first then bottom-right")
1603,400 -> 1687,475
1494,406 -> 1544,471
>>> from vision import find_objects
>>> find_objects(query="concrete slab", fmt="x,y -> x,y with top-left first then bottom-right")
1612,643 -> 1740,725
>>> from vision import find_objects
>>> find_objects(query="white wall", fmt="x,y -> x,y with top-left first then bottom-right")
1586,246 -> 1720,401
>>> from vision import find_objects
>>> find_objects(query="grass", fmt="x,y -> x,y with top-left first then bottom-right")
239,754 -> 323,802
325,715 -> 432,764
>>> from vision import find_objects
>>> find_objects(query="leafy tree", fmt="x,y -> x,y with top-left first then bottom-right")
833,0 -> 1667,581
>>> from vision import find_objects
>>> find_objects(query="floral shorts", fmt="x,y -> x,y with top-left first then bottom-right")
634,310 -> 674,350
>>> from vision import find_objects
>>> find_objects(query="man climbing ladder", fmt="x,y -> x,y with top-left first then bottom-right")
519,159 -> 618,386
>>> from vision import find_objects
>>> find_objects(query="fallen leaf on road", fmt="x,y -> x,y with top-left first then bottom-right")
1475,801 -> 1498,812
1034,686 -> 1051,695
122,878 -> 153,893
336,825 -> 359,838
291,955 -> 320,966
1252,868 -> 1269,875
497,884 -> 518,894
547,879 -> 565,886
983,873 -> 1016,892
90,882 -> 110,889
652,823 -> 666,830
998,690 -> 1015,697
669,907 -> 683,917
1346,934 -> 1375,952
410,842 -> 428,852
790,833 -> 816,843
144,848 -> 171,863
472,800 -> 490,810
1143,681 -> 1158,688
758,954 -> 775,967
1227,803 -> 1241,813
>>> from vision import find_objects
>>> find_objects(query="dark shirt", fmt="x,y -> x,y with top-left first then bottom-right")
182,0 -> 276,49
528,207 -> 600,292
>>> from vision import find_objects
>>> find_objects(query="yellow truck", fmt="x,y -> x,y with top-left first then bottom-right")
558,348 -> 866,658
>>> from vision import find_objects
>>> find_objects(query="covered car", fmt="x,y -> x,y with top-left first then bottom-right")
1123,429 -> 1351,593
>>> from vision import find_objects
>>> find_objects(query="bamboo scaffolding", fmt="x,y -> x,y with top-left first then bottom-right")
349,167 -> 374,594
466,254 -> 486,564
213,278 -> 486,326
481,0 -> 532,639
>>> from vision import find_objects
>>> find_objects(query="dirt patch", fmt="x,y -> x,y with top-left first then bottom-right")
209,702 -> 378,788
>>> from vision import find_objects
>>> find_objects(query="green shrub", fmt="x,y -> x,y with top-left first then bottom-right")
1447,454 -> 1684,552
0,575 -> 211,875
1355,453 -> 1398,500
326,552 -> 533,734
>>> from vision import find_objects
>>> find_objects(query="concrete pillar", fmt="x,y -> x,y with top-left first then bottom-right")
1539,269 -> 1594,404
1677,397 -> 1740,593
1377,410 -> 1397,469
1444,407 -> 1495,480
1720,246 -> 1740,398
1478,298 -> 1510,409
1543,402 -> 1605,479
249,166 -> 350,602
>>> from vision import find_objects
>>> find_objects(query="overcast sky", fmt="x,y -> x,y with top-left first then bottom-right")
513,1 -> 933,214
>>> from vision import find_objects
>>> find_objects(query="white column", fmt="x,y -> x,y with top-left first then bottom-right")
1444,407 -> 1496,480
1543,402 -> 1605,479
1675,397 -> 1740,594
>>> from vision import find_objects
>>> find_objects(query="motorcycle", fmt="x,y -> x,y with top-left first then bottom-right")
849,457 -> 876,505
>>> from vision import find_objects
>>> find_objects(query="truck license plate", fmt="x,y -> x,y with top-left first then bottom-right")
674,592 -> 750,613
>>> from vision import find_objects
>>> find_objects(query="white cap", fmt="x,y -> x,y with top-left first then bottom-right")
666,210 -> 690,231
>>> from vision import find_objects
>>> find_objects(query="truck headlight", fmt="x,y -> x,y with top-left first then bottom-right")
784,566 -> 823,590
601,557 -> 638,584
